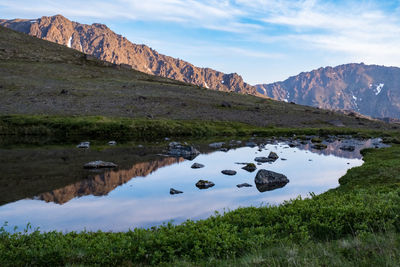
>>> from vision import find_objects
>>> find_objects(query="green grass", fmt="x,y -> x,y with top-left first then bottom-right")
0,114 -> 395,142
1,143 -> 400,266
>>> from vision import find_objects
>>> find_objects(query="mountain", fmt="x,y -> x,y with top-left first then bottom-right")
0,14 -> 259,96
256,63 -> 400,119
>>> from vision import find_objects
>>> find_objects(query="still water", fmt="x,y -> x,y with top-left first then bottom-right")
0,137 -> 386,232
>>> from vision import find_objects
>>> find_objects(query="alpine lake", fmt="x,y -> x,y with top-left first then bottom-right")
0,135 -> 388,232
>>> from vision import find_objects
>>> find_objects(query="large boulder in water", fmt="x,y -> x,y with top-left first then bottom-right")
254,169 -> 289,192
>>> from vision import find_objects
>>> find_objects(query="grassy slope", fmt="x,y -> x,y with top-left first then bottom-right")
0,25 -> 394,132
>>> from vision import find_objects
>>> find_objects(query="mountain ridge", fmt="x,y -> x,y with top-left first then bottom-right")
0,14 -> 261,96
256,63 -> 400,119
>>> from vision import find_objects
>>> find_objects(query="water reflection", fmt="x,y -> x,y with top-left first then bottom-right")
0,138 -> 387,232
38,157 -> 184,204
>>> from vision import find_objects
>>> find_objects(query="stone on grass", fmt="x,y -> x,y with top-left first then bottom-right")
77,141 -> 90,149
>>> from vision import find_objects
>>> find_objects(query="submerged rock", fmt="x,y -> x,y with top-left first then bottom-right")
221,170 -> 237,176
254,169 -> 289,192
167,142 -> 200,160
170,188 -> 183,195
191,163 -> 205,169
195,180 -> 215,189
242,163 -> 257,172
84,160 -> 117,169
237,183 -> 253,188
77,141 -> 90,149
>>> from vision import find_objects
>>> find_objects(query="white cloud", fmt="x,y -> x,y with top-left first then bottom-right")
256,0 -> 400,66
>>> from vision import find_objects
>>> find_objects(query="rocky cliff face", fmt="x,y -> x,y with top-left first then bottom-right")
256,63 -> 400,119
0,15 -> 259,95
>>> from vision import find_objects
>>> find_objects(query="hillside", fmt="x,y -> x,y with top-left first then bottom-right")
0,15 -> 260,96
0,25 -> 392,131
256,63 -> 400,119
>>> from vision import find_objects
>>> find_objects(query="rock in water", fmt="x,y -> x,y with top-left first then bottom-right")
167,142 -> 200,160
209,142 -> 224,148
242,163 -> 257,172
246,141 -> 257,147
254,157 -> 271,163
191,163 -> 205,169
77,141 -> 90,148
255,152 -> 279,163
340,145 -> 355,152
254,169 -> 289,192
84,160 -> 117,169
108,141 -> 117,145
221,170 -> 237,176
268,151 -> 279,160
195,180 -> 215,189
170,188 -> 183,195
237,183 -> 252,188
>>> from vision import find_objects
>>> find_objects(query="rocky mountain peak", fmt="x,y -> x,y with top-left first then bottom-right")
256,63 -> 400,119
0,15 -> 260,96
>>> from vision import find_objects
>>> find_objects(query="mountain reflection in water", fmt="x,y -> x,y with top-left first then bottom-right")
38,157 -> 184,204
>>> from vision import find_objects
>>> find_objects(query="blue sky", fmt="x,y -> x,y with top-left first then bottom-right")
1,0 -> 400,84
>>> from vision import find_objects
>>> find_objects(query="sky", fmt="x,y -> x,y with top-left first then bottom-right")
1,0 -> 400,84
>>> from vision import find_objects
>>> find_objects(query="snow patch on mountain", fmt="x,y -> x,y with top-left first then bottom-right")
375,83 -> 384,95
67,36 -> 72,48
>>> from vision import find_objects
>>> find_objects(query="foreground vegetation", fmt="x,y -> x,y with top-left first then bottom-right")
1,142 -> 400,266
